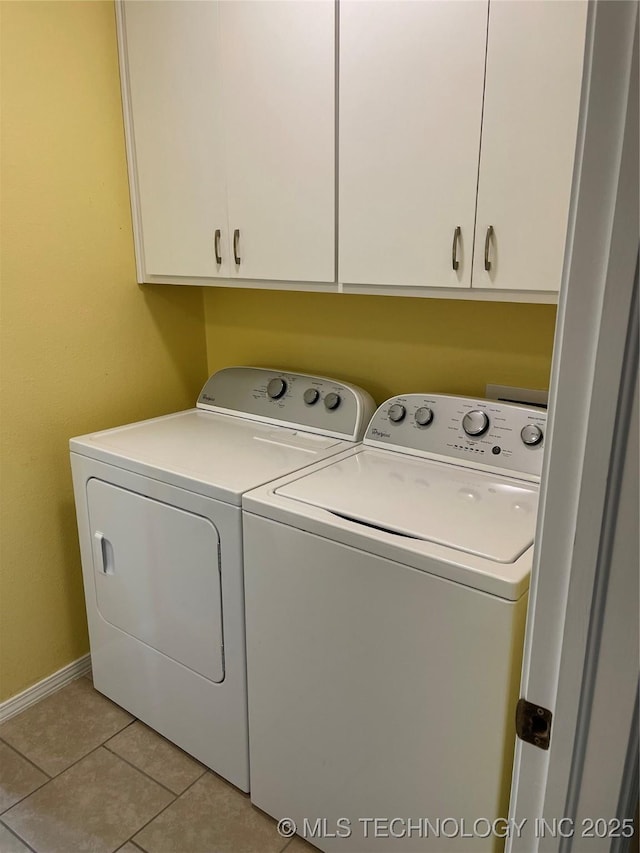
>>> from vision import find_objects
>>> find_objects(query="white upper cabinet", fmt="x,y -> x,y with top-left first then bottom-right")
118,0 -> 587,299
220,1 -> 335,283
120,1 -> 230,279
338,1 -> 488,289
119,0 -> 335,284
472,1 -> 588,292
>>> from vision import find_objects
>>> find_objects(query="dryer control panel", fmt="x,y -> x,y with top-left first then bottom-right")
197,367 -> 376,441
365,394 -> 547,480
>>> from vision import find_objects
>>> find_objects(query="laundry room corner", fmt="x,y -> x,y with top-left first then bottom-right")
0,0 -> 209,705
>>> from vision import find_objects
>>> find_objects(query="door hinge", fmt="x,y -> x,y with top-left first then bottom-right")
516,698 -> 552,750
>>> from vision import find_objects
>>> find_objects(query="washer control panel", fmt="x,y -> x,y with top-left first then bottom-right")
197,367 -> 376,441
365,394 -> 547,479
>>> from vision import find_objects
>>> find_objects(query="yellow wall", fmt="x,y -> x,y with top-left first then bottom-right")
0,1 -> 208,702
204,290 -> 556,404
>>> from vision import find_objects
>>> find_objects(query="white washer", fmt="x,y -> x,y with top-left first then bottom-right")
70,366 -> 374,792
243,393 -> 547,850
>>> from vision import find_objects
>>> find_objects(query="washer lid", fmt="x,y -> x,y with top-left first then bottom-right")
275,448 -> 539,563
71,409 -> 344,504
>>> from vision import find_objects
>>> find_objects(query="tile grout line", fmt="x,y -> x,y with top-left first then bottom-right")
114,717 -> 139,736
0,686 -> 206,850
0,742 -> 109,824
2,690 -> 276,852
0,729 -> 156,825
0,818 -> 39,853
0,711 -> 135,781
125,770 -> 210,850
242,796 -> 298,853
0,737 -> 52,780
0,773 -> 50,821
102,741 -> 199,799
1,740 -> 180,853
122,840 -> 146,853
0,748 -> 53,827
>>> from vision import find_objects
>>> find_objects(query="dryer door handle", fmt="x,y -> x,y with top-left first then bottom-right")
94,531 -> 114,575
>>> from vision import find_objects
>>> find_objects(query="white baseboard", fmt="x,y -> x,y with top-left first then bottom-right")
0,654 -> 92,723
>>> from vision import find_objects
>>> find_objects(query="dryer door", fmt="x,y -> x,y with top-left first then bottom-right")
87,479 -> 224,682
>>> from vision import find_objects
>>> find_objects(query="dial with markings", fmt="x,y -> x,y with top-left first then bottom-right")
415,406 -> 433,427
388,403 -> 406,423
462,410 -> 489,437
521,424 -> 543,446
324,392 -> 341,411
267,378 -> 287,400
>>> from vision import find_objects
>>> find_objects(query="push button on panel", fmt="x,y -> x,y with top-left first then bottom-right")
267,378 -> 287,400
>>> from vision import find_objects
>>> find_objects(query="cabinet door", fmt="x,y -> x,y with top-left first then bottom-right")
219,1 -> 335,283
473,1 -> 588,292
339,1 -> 487,289
120,1 -> 230,279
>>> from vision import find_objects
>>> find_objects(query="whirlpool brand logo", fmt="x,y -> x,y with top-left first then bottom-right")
371,428 -> 391,439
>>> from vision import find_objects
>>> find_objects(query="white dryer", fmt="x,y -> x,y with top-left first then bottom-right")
70,367 -> 374,792
243,394 -> 547,849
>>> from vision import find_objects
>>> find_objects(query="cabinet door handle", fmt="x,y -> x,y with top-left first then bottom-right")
452,226 -> 461,271
214,229 -> 222,265
484,225 -> 494,272
233,229 -> 241,265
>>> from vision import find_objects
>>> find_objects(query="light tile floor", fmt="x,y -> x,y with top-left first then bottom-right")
0,675 -> 315,853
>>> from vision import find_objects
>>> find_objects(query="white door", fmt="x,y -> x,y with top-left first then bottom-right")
87,479 -> 225,683
120,0 -> 230,279
472,1 -> 587,292
507,3 -> 638,848
338,0 -> 487,289
220,0 -> 335,283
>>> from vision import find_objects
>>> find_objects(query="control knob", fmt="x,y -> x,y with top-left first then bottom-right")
462,410 -> 489,437
521,424 -> 543,446
388,403 -> 406,423
303,388 -> 320,406
267,378 -> 287,400
324,392 -> 341,411
415,406 -> 433,427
